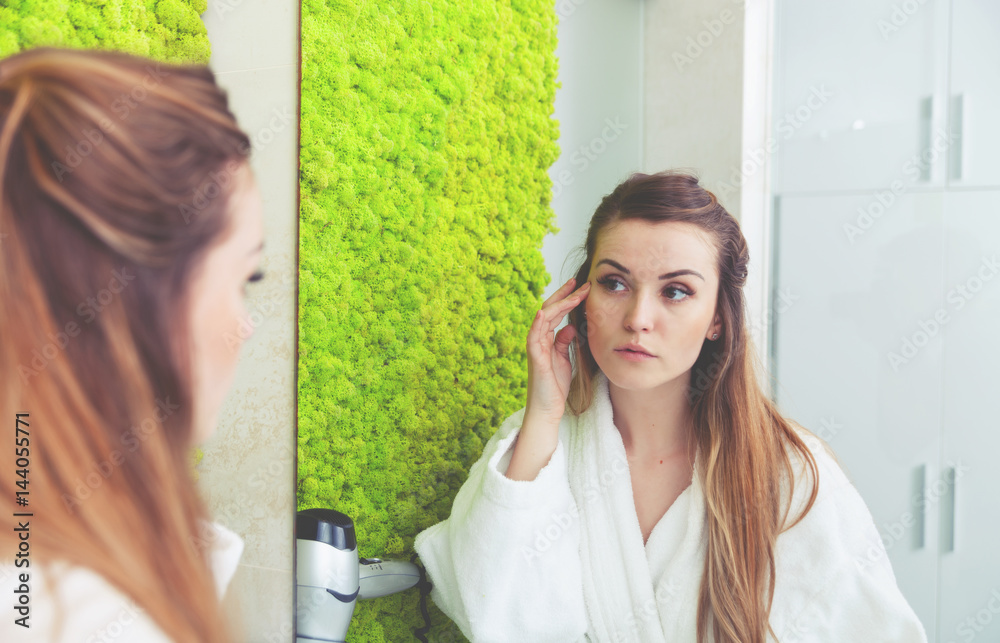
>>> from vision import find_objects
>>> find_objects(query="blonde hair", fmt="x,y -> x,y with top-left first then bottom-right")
0,47 -> 251,642
566,171 -> 820,643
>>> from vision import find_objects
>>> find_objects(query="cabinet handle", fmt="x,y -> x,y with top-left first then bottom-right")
949,93 -> 964,181
918,96 -> 933,183
912,463 -> 926,550
944,465 -> 957,553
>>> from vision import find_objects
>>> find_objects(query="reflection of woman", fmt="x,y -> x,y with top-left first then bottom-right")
0,48 -> 264,642
416,171 -> 926,642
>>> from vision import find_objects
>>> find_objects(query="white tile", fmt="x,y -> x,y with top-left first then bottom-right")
223,564 -> 295,643
195,65 -> 298,572
196,5 -> 299,640
213,65 -> 300,239
202,0 -> 299,74
642,0 -> 745,215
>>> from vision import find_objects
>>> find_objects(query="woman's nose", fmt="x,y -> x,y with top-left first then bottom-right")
623,293 -> 654,332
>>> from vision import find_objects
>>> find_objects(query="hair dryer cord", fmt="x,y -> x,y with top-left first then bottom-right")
411,552 -> 432,642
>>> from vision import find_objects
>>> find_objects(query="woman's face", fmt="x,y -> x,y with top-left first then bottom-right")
186,163 -> 264,445
584,219 -> 722,393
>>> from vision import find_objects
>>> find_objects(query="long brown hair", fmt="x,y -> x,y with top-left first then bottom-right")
566,170 -> 820,643
0,47 -> 251,642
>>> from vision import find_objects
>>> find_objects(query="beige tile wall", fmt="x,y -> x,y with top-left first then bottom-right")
643,0 -> 746,219
197,2 -> 299,641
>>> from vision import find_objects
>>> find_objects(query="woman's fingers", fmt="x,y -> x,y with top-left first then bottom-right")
528,309 -> 556,362
530,280 -> 590,365
541,277 -> 578,309
538,281 -> 590,328
527,310 -> 547,356
553,323 -> 576,355
526,281 -> 589,417
546,281 -> 590,316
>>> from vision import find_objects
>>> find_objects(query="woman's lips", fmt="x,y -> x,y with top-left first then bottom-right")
615,349 -> 657,361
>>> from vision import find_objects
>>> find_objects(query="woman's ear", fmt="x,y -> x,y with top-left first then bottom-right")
708,314 -> 722,340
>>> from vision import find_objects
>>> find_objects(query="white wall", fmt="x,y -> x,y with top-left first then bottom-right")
199,2 -> 299,641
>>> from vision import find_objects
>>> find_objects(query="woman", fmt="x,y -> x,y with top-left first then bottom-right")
415,171 -> 927,642
0,48 -> 264,642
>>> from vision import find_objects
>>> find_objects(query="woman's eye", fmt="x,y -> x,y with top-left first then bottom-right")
597,276 -> 625,292
664,286 -> 690,301
243,270 -> 265,295
598,276 -> 690,302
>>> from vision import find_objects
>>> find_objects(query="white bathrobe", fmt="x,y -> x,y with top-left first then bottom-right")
414,370 -> 928,642
0,521 -> 243,642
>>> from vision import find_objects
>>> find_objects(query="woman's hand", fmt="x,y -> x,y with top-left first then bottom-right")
525,277 -> 591,425
506,277 -> 590,481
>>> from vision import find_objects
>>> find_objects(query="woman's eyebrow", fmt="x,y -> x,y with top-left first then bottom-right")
596,258 -> 705,281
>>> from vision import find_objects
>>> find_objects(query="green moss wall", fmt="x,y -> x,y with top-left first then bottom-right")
0,0 -> 209,62
298,0 -> 559,640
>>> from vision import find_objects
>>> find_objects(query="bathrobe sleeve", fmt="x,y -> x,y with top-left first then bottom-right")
414,406 -> 589,643
770,433 -> 929,643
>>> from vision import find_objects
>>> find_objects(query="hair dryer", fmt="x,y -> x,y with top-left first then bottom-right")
295,508 -> 421,643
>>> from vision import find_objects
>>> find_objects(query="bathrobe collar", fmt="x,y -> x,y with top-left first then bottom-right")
199,520 -> 245,599
568,369 -> 706,642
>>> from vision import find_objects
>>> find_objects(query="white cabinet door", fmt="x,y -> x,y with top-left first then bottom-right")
771,192 -> 946,635
948,0 -> 1000,188
937,189 -> 1000,642
773,0 -> 951,193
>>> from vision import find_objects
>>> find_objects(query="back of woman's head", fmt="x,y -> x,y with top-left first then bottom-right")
0,47 -> 251,642
566,170 -> 819,643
